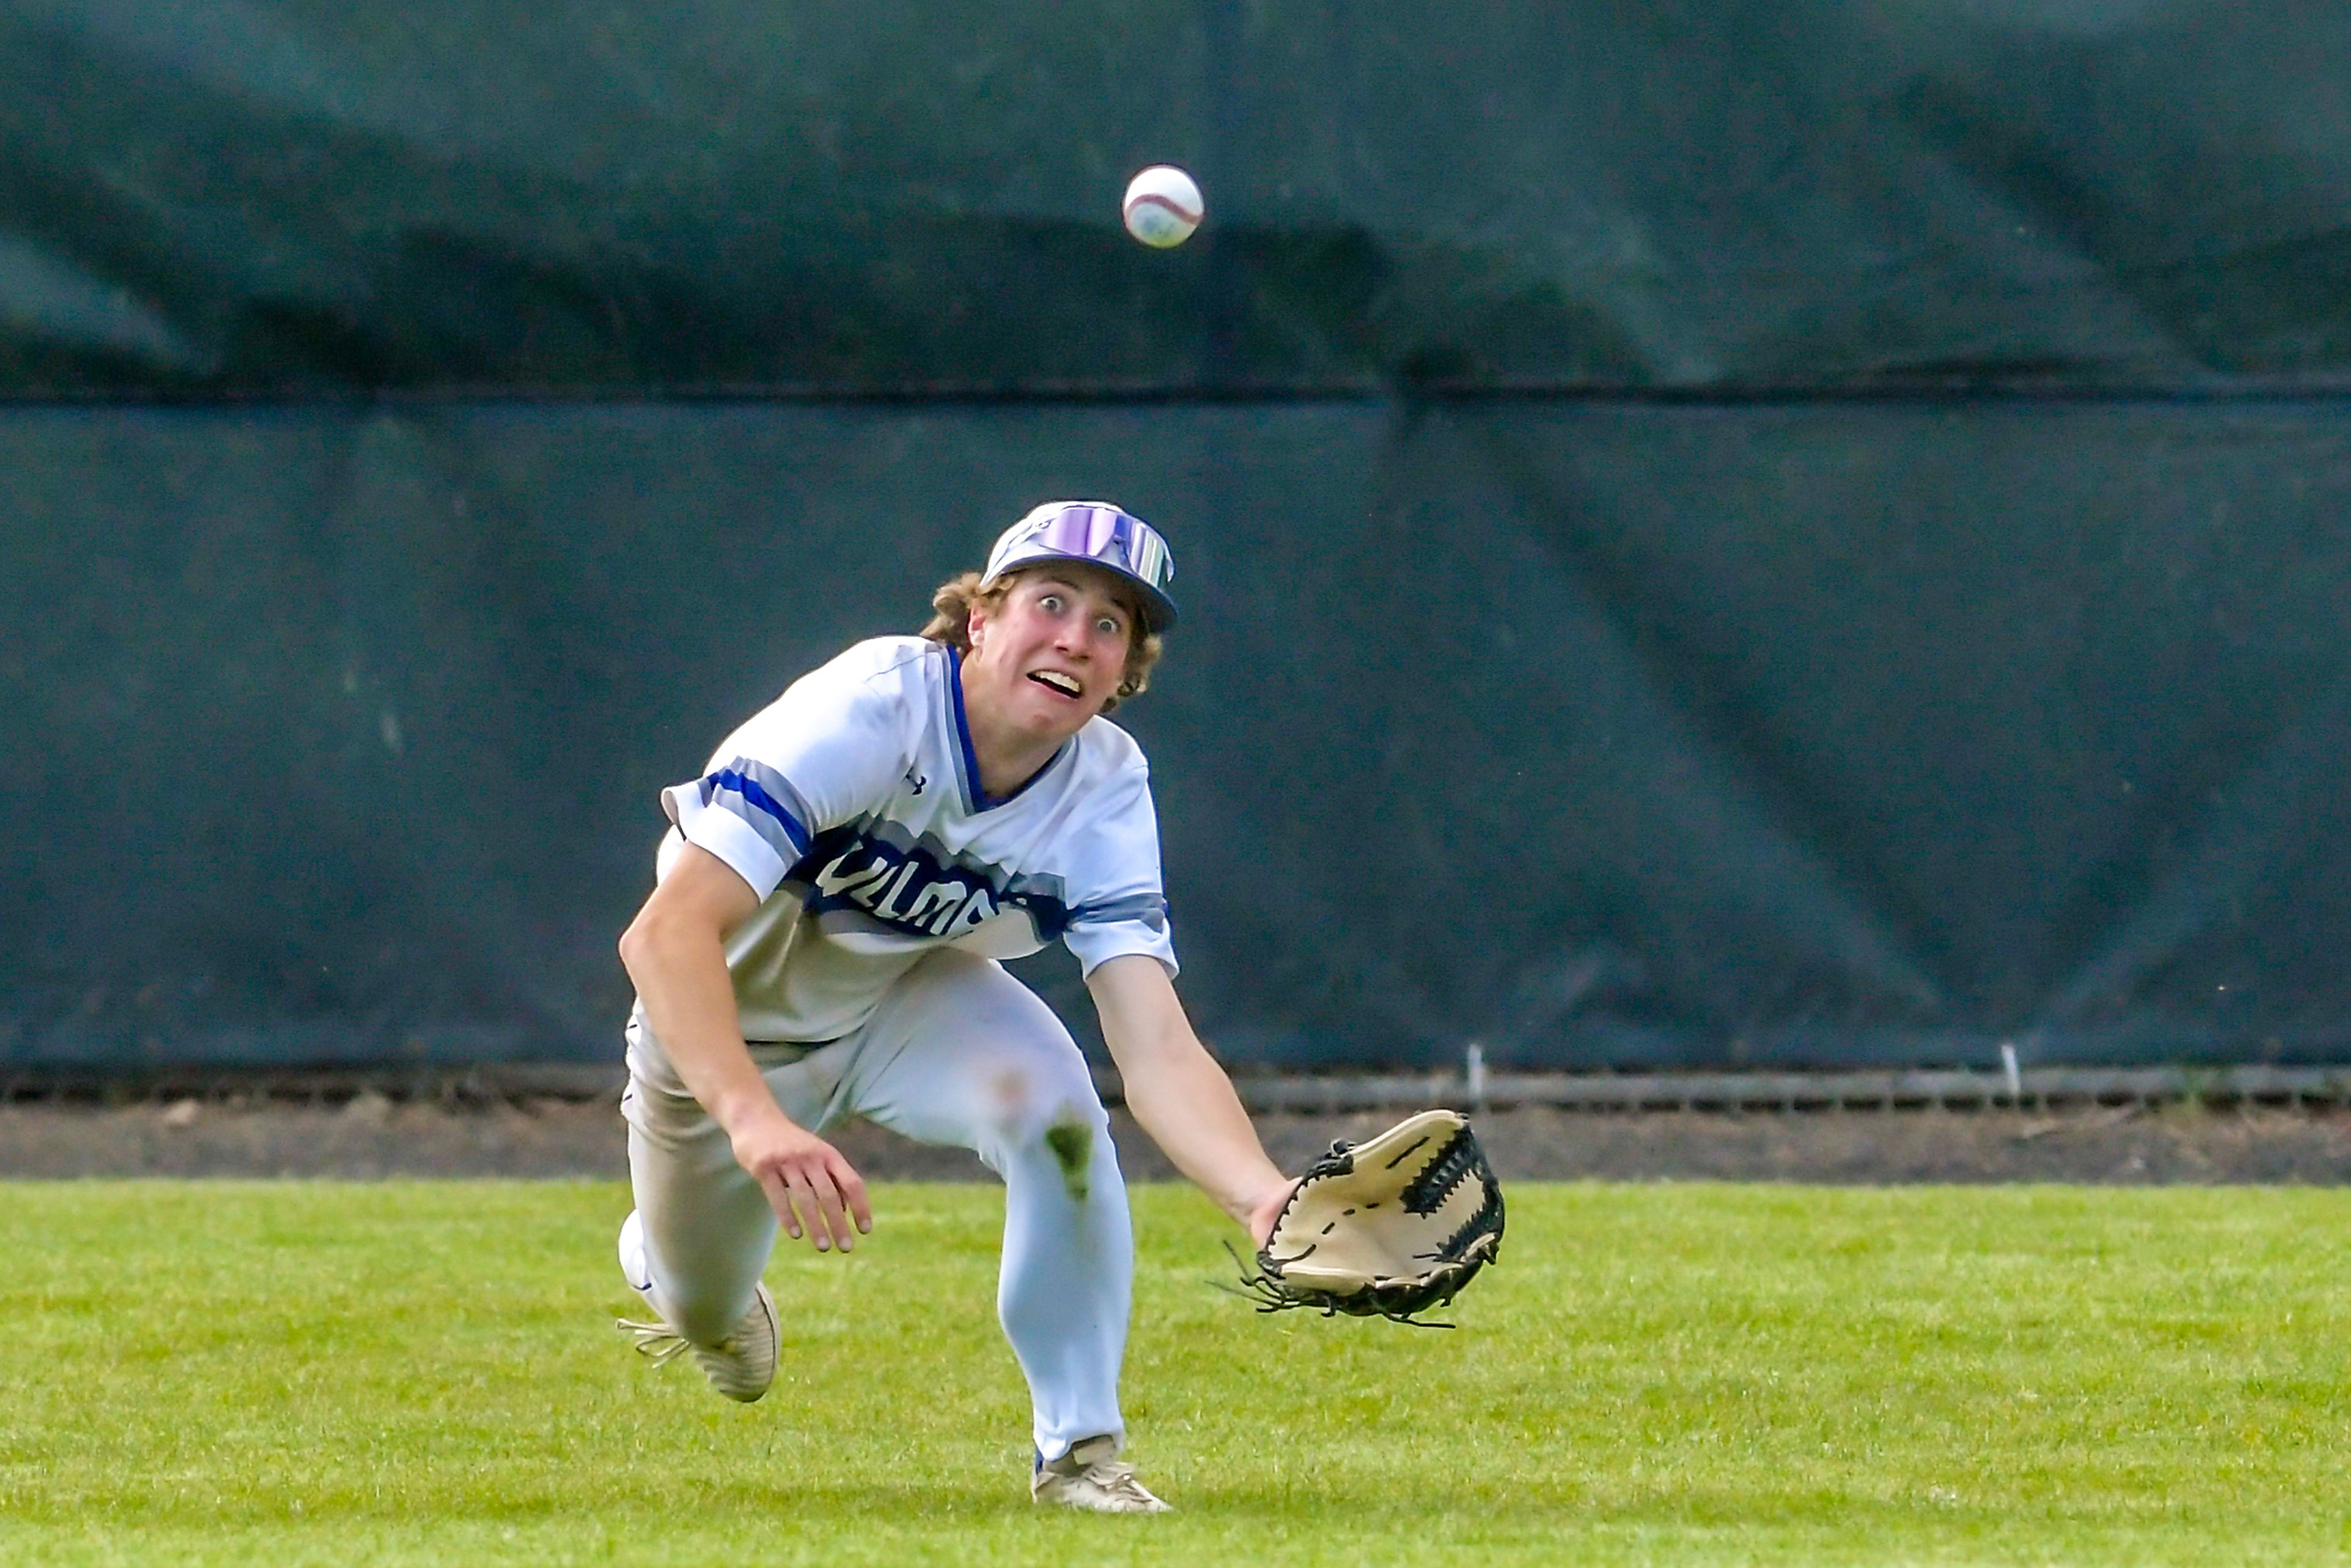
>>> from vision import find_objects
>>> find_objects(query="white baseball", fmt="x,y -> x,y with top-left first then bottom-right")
1122,165 -> 1203,248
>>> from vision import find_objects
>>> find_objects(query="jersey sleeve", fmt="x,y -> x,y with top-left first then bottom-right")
1056,757 -> 1180,978
658,647 -> 913,901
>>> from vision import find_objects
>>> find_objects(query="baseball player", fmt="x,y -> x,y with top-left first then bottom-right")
612,500 -> 1296,1514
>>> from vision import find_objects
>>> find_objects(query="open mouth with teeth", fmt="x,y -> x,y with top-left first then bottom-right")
1027,670 -> 1084,699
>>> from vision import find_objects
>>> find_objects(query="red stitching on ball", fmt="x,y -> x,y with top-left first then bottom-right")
1124,193 -> 1202,225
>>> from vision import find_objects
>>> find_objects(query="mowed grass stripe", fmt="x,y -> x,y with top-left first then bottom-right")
2,1181 -> 2348,1566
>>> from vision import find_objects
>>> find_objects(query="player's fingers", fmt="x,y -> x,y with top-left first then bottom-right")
797,1152 -> 861,1251
808,1173 -> 854,1253
830,1155 -> 874,1235
782,1166 -> 834,1252
759,1168 -> 804,1240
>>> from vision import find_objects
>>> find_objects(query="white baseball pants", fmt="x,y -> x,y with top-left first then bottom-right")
618,947 -> 1133,1463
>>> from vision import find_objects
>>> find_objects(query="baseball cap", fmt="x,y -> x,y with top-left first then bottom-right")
980,501 -> 1179,631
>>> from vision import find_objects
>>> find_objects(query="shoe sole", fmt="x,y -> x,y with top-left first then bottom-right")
703,1283 -> 779,1403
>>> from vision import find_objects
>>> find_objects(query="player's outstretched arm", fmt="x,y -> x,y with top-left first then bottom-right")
1087,955 -> 1294,1245
618,845 -> 872,1253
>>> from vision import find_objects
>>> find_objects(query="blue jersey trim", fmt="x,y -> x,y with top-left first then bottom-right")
708,767 -> 812,857
947,647 -> 988,813
1067,892 -> 1171,934
945,645 -> 1073,814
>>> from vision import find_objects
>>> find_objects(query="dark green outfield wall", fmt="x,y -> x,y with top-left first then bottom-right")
7,1 -> 2351,1070
3,0 -> 2347,394
9,399 -> 2351,1071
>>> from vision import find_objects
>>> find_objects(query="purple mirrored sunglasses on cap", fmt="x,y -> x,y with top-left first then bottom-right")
980,501 -> 1179,631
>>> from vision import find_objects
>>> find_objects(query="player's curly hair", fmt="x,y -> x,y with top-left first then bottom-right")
921,569 -> 1163,713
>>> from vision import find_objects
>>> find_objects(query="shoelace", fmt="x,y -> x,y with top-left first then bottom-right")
616,1316 -> 705,1368
1070,1461 -> 1154,1501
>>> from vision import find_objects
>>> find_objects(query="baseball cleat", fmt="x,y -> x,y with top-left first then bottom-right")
1031,1435 -> 1171,1514
616,1281 -> 779,1403
615,1208 -> 779,1403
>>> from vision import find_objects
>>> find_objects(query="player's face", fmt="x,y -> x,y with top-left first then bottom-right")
964,569 -> 1136,741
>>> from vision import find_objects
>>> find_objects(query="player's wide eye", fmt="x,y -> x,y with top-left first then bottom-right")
1038,593 -> 1064,612
1096,616 -> 1121,636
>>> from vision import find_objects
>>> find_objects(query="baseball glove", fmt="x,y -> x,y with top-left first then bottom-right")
1232,1108 -> 1504,1326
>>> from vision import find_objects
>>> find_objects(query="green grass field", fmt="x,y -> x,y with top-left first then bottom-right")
5,1180 -> 2349,1566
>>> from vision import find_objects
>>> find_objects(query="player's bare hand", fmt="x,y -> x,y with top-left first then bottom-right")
729,1115 -> 873,1253
1245,1177 -> 1299,1251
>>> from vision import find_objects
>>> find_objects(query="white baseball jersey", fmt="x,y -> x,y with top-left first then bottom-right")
653,636 -> 1177,1044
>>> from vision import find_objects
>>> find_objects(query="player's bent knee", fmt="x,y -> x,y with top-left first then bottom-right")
981,1046 -> 1101,1131
997,1096 -> 1117,1205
